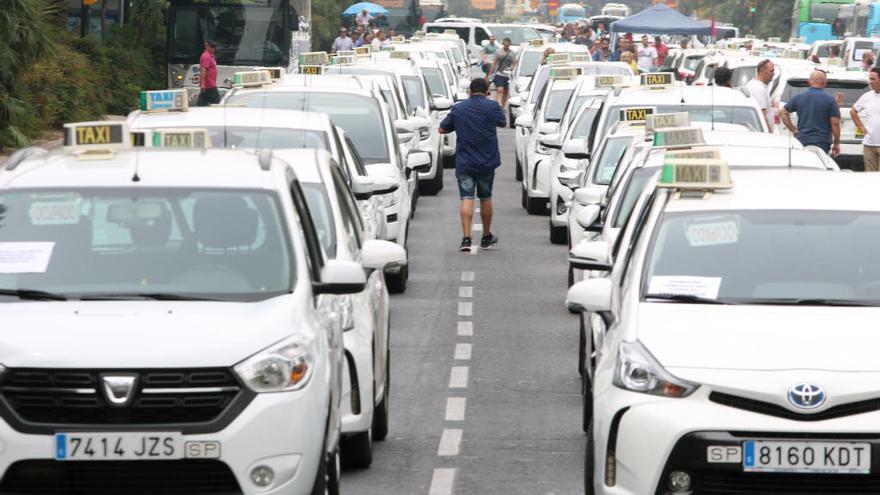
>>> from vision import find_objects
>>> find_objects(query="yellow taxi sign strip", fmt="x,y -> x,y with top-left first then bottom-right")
529,38 -> 544,47
336,50 -> 356,57
148,128 -> 212,149
570,53 -> 590,62
549,67 -> 582,79
640,72 -> 674,87
819,57 -> 843,67
356,46 -> 372,57
659,158 -> 733,190
652,127 -> 707,148
299,51 -> 330,66
299,65 -> 324,75
619,107 -> 655,122
547,53 -> 572,66
332,54 -> 356,65
391,35 -> 407,43
139,89 -> 188,113
665,147 -> 721,160
390,50 -> 411,59
263,67 -> 285,80
596,75 -> 623,88
646,112 -> 690,132
232,70 -> 272,87
63,121 -> 128,151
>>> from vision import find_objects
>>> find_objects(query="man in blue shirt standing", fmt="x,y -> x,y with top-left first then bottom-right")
779,70 -> 841,156
440,78 -> 507,252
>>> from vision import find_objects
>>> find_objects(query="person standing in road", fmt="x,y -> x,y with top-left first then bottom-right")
481,35 -> 500,75
851,68 -> 880,171
355,9 -> 373,29
744,59 -> 775,132
439,78 -> 506,252
637,35 -> 658,73
779,70 -> 841,156
197,41 -> 219,106
592,37 -> 612,61
654,36 -> 668,67
332,27 -> 353,53
714,66 -> 733,88
488,38 -> 515,108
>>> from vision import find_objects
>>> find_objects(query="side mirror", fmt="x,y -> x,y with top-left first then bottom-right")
539,133 -> 561,149
361,239 -> 407,270
406,150 -> 432,173
370,175 -> 399,195
398,131 -> 415,144
537,121 -> 559,135
557,169 -> 583,188
431,96 -> 453,111
508,96 -> 522,107
395,118 -> 416,133
409,116 -> 431,128
569,239 -> 611,272
515,115 -> 534,128
576,204 -> 601,230
313,260 -> 367,295
562,139 -> 590,159
566,278 -> 612,313
574,187 -> 603,206
351,175 -> 375,200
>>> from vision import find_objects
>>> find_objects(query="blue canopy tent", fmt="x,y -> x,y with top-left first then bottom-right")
343,2 -> 389,16
609,3 -> 713,36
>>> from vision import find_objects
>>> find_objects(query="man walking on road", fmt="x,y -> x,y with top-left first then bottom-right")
439,78 -> 506,252
779,70 -> 841,156
851,68 -> 880,171
744,59 -> 775,132
331,27 -> 353,53
197,41 -> 219,106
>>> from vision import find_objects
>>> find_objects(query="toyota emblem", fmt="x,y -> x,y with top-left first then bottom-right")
788,383 -> 826,410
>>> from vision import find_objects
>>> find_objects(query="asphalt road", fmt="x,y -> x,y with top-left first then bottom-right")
341,127 -> 586,494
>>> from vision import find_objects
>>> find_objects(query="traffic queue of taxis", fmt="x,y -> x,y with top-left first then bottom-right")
0,35 -> 469,495
528,47 -> 880,493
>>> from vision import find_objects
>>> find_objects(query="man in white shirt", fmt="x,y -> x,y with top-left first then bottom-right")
851,67 -> 880,171
637,35 -> 658,73
744,59 -> 775,132
355,9 -> 373,29
332,27 -> 354,53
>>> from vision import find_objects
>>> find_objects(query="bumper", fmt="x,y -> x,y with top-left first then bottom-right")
0,390 -> 328,495
549,180 -> 574,228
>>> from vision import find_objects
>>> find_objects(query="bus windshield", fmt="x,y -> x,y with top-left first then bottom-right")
168,0 -> 289,65
810,2 -> 845,22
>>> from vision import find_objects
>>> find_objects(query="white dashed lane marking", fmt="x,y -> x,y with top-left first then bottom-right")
445,397 -> 466,421
449,366 -> 469,388
457,321 -> 473,337
454,343 -> 472,361
457,301 -> 473,317
429,468 -> 456,495
458,286 -> 473,298
437,429 -> 463,456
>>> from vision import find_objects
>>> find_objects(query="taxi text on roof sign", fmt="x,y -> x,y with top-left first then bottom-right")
620,107 -> 655,122
257,67 -> 284,80
646,112 -> 690,132
549,67 -> 582,79
640,72 -> 674,87
570,53 -> 590,62
390,50 -> 411,59
529,38 -> 544,47
596,75 -> 623,88
658,158 -> 733,190
150,128 -> 211,149
233,70 -> 272,87
299,65 -> 324,75
299,51 -> 330,66
356,46 -> 372,57
63,121 -> 128,156
652,127 -> 707,149
332,55 -> 356,65
665,147 -> 721,160
391,35 -> 406,43
336,50 -> 356,57
139,89 -> 188,113
547,53 -> 571,66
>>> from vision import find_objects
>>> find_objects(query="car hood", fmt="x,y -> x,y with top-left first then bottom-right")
0,293 -> 311,368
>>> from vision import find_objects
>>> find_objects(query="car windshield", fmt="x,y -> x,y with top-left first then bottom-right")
0,188 -> 294,301
518,52 -> 543,77
810,2 -> 842,22
136,126 -> 328,150
592,136 -> 633,185
645,210 -> 880,304
730,66 -> 758,88
683,56 -> 704,71
491,26 -> 540,44
300,183 -> 336,258
422,68 -> 449,98
545,89 -> 575,122
603,105 -> 763,135
401,75 -> 428,113
224,92 -> 390,164
783,80 -> 868,108
814,43 -> 841,58
852,41 -> 880,61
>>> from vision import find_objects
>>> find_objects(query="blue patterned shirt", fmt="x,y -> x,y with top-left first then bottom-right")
439,95 -> 507,175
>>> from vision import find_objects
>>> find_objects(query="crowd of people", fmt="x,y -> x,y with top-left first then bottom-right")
332,23 -> 397,52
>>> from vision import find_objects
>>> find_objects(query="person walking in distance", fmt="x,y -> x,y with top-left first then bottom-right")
439,78 -> 506,252
851,68 -> 880,171
714,66 -> 733,88
197,41 -> 219,106
488,38 -> 515,108
331,27 -> 353,53
779,69 -> 841,157
744,59 -> 776,132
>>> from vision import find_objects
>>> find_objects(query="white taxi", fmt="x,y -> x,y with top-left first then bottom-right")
0,121 -> 404,495
568,160 -> 880,495
509,41 -> 591,124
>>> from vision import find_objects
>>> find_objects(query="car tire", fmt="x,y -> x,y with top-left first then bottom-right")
582,367 -> 592,433
520,185 -> 527,209
550,222 -> 567,245
568,265 -> 574,288
419,166 -> 444,196
526,194 -> 548,215
341,428 -> 373,469
584,420 -> 595,494
515,154 -> 523,182
508,109 -> 515,129
578,314 -> 586,378
373,344 -> 390,441
443,153 -> 456,169
386,262 -> 408,294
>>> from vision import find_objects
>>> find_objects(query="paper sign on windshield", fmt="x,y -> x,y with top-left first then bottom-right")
686,217 -> 739,247
0,242 -> 55,274
648,276 -> 722,299
29,201 -> 82,226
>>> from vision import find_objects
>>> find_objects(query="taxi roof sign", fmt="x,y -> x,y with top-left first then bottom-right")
390,50 -> 411,59
658,158 -> 733,190
356,46 -> 372,57
139,89 -> 188,113
232,70 -> 272,87
549,67 -> 582,79
646,112 -> 690,132
299,51 -> 330,66
781,49 -> 803,59
148,128 -> 211,149
570,53 -> 590,62
665,147 -> 721,160
336,50 -> 356,57
299,65 -> 324,75
332,54 -> 356,65
652,127 -> 707,149
596,75 -> 623,88
261,67 -> 285,80
529,38 -> 544,47
640,72 -> 674,87
443,29 -> 457,35
63,121 -> 128,156
620,107 -> 655,122
767,37 -> 782,43
391,35 -> 407,43
819,57 -> 843,67
547,53 -> 572,66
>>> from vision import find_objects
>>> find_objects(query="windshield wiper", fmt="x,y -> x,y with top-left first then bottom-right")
645,294 -> 735,305
0,289 -> 68,301
80,293 -> 225,302
747,298 -> 878,307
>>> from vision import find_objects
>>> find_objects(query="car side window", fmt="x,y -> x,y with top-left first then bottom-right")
289,176 -> 324,282
619,191 -> 656,288
474,27 -> 489,45
330,128 -> 351,184
330,166 -> 363,252
344,136 -> 369,177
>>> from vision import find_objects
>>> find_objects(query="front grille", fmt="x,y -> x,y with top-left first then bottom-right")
710,392 -> 880,421
0,459 -> 241,494
692,472 -> 880,494
0,368 -> 255,434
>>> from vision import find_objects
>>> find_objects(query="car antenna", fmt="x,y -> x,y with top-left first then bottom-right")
131,148 -> 141,182
710,79 -> 715,131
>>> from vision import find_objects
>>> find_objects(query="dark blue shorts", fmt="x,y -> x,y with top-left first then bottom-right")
492,74 -> 510,90
456,171 -> 495,200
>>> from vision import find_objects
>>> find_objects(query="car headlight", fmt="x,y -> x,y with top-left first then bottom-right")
418,127 -> 430,140
380,190 -> 399,208
235,335 -> 315,393
536,141 -> 553,155
613,340 -> 698,398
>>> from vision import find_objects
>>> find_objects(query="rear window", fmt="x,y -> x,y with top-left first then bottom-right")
684,56 -> 703,71
782,79 -> 868,108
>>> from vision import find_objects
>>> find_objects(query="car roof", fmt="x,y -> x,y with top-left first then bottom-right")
280,74 -> 368,89
664,168 -> 880,213
127,107 -> 330,132
228,83 -> 376,99
274,150 -> 325,183
609,85 -> 757,107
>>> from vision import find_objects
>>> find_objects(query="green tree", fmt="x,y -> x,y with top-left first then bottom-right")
678,0 -> 794,39
0,0 -> 58,146
312,0 -> 346,51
